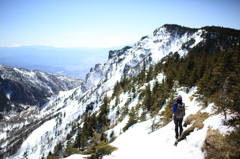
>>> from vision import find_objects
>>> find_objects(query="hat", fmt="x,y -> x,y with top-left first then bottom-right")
177,95 -> 182,100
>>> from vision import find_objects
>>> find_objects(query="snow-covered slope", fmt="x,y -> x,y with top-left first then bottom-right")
1,24 -> 238,159
82,25 -> 205,90
9,84 -> 229,159
103,89 -> 227,159
0,65 -> 83,94
0,65 -> 83,119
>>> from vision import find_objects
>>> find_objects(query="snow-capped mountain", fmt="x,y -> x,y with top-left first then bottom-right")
82,25 -> 205,90
0,65 -> 83,94
1,24 -> 239,159
0,65 -> 83,119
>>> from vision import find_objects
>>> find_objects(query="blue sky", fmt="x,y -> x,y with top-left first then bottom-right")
0,0 -> 239,48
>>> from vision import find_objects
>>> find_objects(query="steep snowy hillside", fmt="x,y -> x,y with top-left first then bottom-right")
0,65 -> 82,119
0,65 -> 83,94
82,25 -> 205,91
1,24 -> 239,159
62,89 -> 230,159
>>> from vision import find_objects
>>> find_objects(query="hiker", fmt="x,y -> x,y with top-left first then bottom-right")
172,95 -> 185,140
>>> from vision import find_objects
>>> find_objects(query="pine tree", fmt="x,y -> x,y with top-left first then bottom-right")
142,84 -> 153,111
97,96 -> 110,133
23,151 -> 28,159
146,65 -> 154,82
159,91 -> 176,127
85,130 -> 117,159
74,127 -> 88,151
47,151 -> 59,159
123,107 -> 138,132
63,143 -> 81,158
211,48 -> 240,119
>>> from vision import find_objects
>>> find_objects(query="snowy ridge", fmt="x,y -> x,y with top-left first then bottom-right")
83,25 -> 205,89
0,65 -> 83,94
2,25 -> 235,159
0,65 -> 83,120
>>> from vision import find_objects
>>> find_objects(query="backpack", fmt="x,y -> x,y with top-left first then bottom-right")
176,103 -> 185,118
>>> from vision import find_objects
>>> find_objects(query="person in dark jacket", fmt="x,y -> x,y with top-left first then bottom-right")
172,95 -> 185,140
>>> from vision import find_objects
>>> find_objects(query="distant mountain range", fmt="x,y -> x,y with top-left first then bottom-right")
0,45 -> 134,79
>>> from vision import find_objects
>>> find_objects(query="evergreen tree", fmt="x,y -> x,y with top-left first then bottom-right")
142,84 -> 153,111
23,151 -> 28,159
97,96 -> 110,133
74,127 -> 88,151
47,151 -> 59,159
63,143 -> 81,158
123,107 -> 138,132
146,65 -> 154,82
85,130 -> 117,159
159,91 -> 176,127
53,142 -> 62,156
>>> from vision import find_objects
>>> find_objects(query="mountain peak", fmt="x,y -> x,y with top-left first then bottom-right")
108,46 -> 132,60
152,24 -> 197,36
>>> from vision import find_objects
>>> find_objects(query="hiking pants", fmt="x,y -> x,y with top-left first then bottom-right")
174,116 -> 183,139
